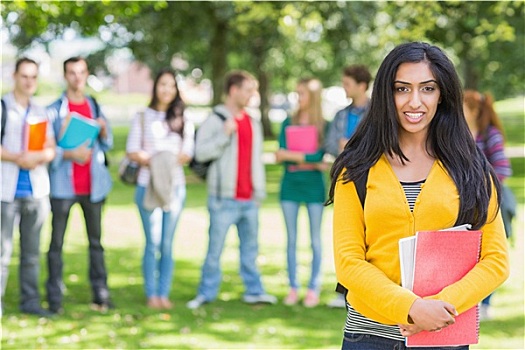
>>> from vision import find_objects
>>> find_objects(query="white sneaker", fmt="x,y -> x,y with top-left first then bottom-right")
186,295 -> 207,309
242,294 -> 277,305
327,294 -> 347,308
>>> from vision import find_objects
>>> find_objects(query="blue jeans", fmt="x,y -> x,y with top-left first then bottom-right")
1,197 -> 50,311
197,196 -> 265,301
135,185 -> 186,298
281,200 -> 323,291
342,333 -> 469,350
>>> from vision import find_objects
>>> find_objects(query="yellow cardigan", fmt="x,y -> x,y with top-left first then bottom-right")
333,154 -> 509,325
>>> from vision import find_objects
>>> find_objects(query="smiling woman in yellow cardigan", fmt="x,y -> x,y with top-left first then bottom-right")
327,42 -> 509,350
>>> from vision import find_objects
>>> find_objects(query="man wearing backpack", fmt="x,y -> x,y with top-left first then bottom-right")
45,56 -> 113,314
187,70 -> 276,309
1,57 -> 56,316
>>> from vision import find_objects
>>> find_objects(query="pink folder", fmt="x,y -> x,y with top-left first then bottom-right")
285,125 -> 318,171
285,125 -> 318,153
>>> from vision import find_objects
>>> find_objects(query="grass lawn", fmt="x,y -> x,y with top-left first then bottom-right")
1,96 -> 523,349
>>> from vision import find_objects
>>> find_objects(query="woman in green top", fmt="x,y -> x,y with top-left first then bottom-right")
275,78 -> 327,308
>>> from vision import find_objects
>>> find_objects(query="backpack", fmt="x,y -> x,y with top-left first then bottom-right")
188,111 -> 227,180
1,99 -> 7,144
335,169 -> 369,296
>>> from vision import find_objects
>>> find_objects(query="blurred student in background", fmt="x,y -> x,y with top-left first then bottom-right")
275,78 -> 327,308
463,89 -> 515,320
126,68 -> 194,310
1,57 -> 56,317
325,65 -> 371,309
325,65 -> 372,158
186,70 -> 276,309
46,56 -> 113,314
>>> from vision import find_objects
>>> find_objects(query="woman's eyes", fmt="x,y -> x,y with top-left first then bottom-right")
395,86 -> 410,93
394,85 -> 436,93
421,86 -> 436,92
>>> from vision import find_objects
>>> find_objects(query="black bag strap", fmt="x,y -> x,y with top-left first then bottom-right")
90,96 -> 102,119
335,168 -> 369,296
1,99 -> 7,144
211,109 -> 227,199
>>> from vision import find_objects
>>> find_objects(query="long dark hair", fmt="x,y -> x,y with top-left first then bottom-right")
149,68 -> 185,136
327,42 -> 500,230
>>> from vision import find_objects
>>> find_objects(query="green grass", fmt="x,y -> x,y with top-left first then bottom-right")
1,96 -> 524,349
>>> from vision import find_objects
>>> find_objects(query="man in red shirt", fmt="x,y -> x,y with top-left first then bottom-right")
187,71 -> 276,309
46,57 -> 113,314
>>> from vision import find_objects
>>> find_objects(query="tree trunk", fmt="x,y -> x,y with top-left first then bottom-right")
252,37 -> 274,138
462,56 -> 479,90
255,68 -> 274,138
210,19 -> 228,105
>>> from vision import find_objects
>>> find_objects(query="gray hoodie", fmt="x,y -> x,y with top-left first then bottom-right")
195,104 -> 266,201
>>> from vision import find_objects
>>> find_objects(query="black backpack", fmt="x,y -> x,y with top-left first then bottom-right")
189,111 -> 226,180
335,169 -> 369,296
1,99 -> 7,144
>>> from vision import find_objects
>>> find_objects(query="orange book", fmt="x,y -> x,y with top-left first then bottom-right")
25,118 -> 48,151
406,230 -> 481,347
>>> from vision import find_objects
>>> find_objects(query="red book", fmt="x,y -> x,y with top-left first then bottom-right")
406,230 -> 481,347
25,118 -> 48,151
285,125 -> 318,171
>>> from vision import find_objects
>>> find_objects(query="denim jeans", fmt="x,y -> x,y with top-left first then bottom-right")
46,196 -> 109,307
281,200 -> 323,291
1,197 -> 50,311
197,196 -> 265,301
135,185 -> 186,298
342,333 -> 469,350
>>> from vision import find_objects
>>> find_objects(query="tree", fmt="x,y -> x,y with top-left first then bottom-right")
378,1 -> 525,99
2,0 -> 523,119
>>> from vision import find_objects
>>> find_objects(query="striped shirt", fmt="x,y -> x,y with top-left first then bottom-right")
401,180 -> 425,211
126,107 -> 194,187
344,180 -> 424,340
476,126 -> 512,182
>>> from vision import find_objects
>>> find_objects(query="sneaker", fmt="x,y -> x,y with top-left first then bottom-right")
21,307 -> 54,318
49,304 -> 64,315
186,295 -> 207,310
303,290 -> 319,308
283,289 -> 299,306
327,294 -> 347,308
90,299 -> 115,312
242,293 -> 277,305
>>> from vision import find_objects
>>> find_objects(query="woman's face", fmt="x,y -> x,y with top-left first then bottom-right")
155,73 -> 178,108
393,61 -> 441,138
296,84 -> 310,111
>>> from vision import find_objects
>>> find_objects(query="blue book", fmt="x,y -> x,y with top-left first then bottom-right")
58,112 -> 101,149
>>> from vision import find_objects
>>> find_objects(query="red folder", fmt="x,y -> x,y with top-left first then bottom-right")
407,230 -> 481,347
25,118 -> 48,151
285,125 -> 318,171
